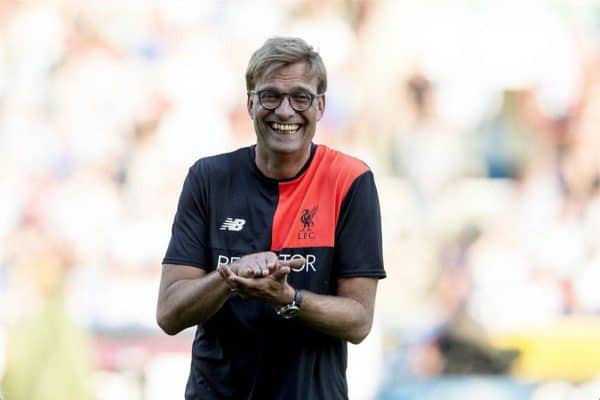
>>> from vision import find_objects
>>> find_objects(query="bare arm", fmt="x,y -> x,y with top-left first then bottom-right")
156,252 -> 298,335
297,277 -> 378,344
222,264 -> 379,344
156,264 -> 231,335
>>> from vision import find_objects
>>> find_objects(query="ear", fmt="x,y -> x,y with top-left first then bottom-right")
247,93 -> 255,119
315,94 -> 326,121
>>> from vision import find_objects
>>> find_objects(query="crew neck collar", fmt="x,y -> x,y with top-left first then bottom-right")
249,143 -> 317,183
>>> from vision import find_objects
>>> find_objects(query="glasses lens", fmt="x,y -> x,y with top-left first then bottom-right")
258,91 -> 282,109
257,90 -> 315,111
290,92 -> 313,111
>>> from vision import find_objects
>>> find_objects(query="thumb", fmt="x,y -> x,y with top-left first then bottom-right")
279,257 -> 305,270
272,265 -> 291,281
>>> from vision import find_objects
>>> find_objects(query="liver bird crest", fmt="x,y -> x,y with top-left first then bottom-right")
300,206 -> 318,231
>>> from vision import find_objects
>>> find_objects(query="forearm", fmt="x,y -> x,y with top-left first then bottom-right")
222,266 -> 378,344
157,270 -> 231,335
297,290 -> 373,344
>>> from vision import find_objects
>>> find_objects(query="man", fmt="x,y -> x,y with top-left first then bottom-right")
157,37 -> 386,400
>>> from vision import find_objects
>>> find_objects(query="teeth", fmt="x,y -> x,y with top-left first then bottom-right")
271,122 -> 299,132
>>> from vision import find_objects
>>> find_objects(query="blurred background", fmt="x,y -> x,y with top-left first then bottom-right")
0,0 -> 599,399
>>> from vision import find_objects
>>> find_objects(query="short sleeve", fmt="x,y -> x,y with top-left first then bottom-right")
334,171 -> 386,278
162,165 -> 212,269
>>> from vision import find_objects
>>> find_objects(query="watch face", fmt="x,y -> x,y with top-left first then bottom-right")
278,304 -> 300,319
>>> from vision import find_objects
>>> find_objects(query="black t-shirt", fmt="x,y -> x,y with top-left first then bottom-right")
163,144 -> 386,400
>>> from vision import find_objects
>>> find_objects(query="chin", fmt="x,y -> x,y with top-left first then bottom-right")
267,142 -> 304,155
261,135 -> 307,155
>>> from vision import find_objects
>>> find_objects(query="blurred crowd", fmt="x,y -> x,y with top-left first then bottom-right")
0,0 -> 598,399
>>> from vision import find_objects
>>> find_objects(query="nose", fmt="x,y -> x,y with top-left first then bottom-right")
274,94 -> 295,119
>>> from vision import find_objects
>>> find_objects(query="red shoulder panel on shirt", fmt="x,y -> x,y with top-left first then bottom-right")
271,146 -> 369,250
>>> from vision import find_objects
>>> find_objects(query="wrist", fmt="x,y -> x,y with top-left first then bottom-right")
276,284 -> 295,307
275,286 -> 303,319
216,266 -> 236,293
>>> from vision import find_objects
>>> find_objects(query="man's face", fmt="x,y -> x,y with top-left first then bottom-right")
247,61 -> 325,156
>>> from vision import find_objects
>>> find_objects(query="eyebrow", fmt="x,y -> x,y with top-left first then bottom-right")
256,85 -> 316,94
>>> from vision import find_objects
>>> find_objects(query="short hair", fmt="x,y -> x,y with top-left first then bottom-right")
245,37 -> 327,94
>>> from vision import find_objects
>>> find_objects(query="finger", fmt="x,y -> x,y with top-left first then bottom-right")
279,257 -> 305,270
217,266 -> 226,283
260,257 -> 272,276
229,274 -> 260,288
217,264 -> 227,279
254,264 -> 269,278
239,264 -> 256,278
271,265 -> 290,281
266,256 -> 279,274
266,253 -> 277,269
254,262 -> 264,277
244,266 -> 255,278
218,265 -> 237,288
246,262 -> 259,278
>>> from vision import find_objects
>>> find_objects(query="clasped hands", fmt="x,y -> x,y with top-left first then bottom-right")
216,251 -> 304,306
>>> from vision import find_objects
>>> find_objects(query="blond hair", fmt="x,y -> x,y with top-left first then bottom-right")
246,37 -> 327,94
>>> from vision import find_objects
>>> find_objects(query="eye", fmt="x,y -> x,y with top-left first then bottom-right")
259,90 -> 281,104
290,92 -> 312,106
291,92 -> 311,101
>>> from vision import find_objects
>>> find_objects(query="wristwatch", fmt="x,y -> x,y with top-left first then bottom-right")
276,288 -> 303,319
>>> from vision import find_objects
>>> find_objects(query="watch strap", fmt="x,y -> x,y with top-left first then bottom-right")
293,288 -> 303,308
276,287 -> 302,318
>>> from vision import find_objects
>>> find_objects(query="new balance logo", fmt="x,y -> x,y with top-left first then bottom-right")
219,218 -> 246,231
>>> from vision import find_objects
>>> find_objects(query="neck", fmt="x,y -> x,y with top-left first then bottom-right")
255,144 -> 312,180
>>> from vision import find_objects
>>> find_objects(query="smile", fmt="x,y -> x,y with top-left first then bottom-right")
269,122 -> 300,133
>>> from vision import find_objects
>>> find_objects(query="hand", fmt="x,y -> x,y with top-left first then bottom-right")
218,256 -> 305,306
229,251 -> 279,278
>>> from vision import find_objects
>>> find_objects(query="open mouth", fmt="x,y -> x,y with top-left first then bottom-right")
268,122 -> 301,135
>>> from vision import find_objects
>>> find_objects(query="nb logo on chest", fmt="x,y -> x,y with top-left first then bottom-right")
220,218 -> 246,231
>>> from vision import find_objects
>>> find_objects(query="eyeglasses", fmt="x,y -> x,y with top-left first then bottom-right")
249,89 -> 322,112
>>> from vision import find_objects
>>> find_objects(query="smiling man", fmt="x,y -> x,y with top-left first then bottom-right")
156,37 -> 386,400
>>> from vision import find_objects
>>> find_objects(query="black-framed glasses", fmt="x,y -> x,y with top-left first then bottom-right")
249,89 -> 322,112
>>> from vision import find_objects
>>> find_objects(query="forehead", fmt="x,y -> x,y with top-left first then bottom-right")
256,61 -> 317,90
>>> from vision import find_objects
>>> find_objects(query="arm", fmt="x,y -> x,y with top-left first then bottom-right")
156,252 -> 300,335
156,264 -> 231,335
296,277 -> 378,344
222,265 -> 379,344
302,170 -> 383,343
